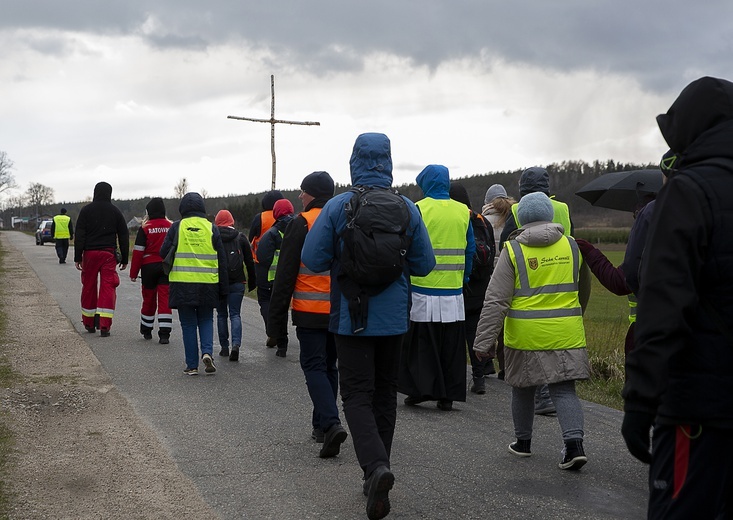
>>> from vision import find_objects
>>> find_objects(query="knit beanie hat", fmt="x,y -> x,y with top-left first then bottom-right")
484,184 -> 508,205
262,190 -> 284,211
145,197 -> 166,219
300,171 -> 335,199
516,192 -> 554,225
272,199 -> 294,220
215,209 -> 235,227
449,182 -> 472,209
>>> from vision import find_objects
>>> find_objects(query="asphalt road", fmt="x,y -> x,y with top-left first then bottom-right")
6,231 -> 649,520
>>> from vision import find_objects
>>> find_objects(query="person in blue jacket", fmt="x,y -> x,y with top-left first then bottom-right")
302,132 -> 435,520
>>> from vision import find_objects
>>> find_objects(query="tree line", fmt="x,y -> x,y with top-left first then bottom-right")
0,151 -> 655,233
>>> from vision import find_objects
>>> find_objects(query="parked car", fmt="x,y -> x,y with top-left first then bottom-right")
35,220 -> 54,245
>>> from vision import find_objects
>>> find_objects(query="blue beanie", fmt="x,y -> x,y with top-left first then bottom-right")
517,192 -> 553,225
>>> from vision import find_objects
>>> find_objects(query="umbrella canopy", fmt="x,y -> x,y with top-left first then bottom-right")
575,169 -> 663,212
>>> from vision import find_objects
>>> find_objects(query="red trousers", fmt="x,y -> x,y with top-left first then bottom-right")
140,284 -> 172,336
80,250 -> 120,332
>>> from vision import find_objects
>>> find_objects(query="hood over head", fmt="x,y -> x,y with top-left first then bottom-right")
449,182 -> 471,209
262,190 -> 284,211
93,181 -> 113,202
60,207 -> 67,215
145,197 -> 166,219
214,209 -> 235,227
657,76 -> 733,155
179,192 -> 206,217
349,133 -> 393,188
519,167 -> 550,197
416,164 -> 450,199
300,171 -> 335,199
272,199 -> 294,220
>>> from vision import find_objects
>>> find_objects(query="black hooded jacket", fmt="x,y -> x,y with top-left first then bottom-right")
74,182 -> 129,264
623,77 -> 733,427
159,193 -> 229,308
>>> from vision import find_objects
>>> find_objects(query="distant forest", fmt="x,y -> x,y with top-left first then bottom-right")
3,159 -> 656,233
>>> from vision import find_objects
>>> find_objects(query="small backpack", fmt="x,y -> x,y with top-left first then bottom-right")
339,186 -> 413,289
222,235 -> 244,279
469,212 -> 495,281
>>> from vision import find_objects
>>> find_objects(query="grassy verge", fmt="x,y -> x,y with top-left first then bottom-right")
577,248 -> 628,410
0,240 -> 18,519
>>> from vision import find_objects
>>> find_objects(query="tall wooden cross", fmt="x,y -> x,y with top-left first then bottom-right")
228,75 -> 320,190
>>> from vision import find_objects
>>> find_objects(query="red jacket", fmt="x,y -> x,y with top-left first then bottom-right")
130,217 -> 172,278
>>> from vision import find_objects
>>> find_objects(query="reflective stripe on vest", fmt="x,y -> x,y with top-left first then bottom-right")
293,208 -> 330,314
511,198 -> 572,237
411,197 -> 470,290
53,214 -> 71,239
504,236 -> 585,351
169,216 -> 219,284
628,294 -> 637,324
252,210 -> 275,263
267,230 -> 284,282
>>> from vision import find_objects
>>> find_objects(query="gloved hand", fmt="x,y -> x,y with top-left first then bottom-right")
621,411 -> 655,464
574,238 -> 596,258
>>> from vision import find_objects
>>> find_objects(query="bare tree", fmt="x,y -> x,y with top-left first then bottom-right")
174,178 -> 188,199
26,182 -> 55,220
0,150 -> 19,195
200,188 -> 209,199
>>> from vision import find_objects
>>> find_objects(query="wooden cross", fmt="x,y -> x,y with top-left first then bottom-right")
228,75 -> 320,190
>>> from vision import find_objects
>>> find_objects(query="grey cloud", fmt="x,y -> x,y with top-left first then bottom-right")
5,0 -> 733,94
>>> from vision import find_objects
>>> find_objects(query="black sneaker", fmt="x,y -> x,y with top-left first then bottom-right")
85,326 -> 96,334
559,439 -> 587,470
159,336 -> 170,345
266,336 -> 277,347
100,330 -> 110,338
143,332 -> 152,340
437,400 -> 453,411
229,348 -> 239,362
365,466 -> 394,520
319,424 -> 348,458
275,348 -> 286,357
508,439 -> 532,457
404,396 -> 426,406
183,367 -> 198,376
470,377 -> 486,395
219,347 -> 230,357
202,354 -> 216,373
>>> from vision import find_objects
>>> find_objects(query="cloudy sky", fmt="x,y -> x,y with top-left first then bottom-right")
2,1 -> 731,203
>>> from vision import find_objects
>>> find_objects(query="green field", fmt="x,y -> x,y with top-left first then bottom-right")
577,248 -> 628,410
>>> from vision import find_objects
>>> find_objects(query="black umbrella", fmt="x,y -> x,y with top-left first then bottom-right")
575,169 -> 663,212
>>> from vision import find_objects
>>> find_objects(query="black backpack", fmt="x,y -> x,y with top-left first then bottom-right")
222,235 -> 244,279
469,212 -> 495,281
339,186 -> 413,289
338,186 -> 413,333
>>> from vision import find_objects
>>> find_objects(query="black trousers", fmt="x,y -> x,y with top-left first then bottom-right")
335,333 -> 402,479
55,238 -> 70,262
465,310 -> 492,379
648,423 -> 733,519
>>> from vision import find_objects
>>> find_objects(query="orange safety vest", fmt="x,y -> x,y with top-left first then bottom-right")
292,208 -> 330,314
252,210 -> 275,263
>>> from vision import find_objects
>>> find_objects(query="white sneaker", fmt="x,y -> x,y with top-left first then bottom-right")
202,354 -> 216,374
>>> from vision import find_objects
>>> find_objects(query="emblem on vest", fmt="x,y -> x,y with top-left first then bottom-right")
528,257 -> 539,270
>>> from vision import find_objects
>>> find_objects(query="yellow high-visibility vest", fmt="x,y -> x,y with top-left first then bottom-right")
267,230 -> 284,282
504,236 -> 586,351
411,197 -> 470,290
512,198 -> 572,236
169,216 -> 219,284
53,214 -> 71,239
628,294 -> 637,324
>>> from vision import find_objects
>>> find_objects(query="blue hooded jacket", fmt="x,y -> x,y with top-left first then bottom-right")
301,133 -> 436,336
415,164 -> 475,295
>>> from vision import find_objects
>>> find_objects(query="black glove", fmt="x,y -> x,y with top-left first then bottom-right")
621,411 -> 654,464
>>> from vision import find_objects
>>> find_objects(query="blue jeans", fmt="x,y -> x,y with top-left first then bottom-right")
177,306 -> 214,369
296,327 -> 340,432
217,283 -> 245,348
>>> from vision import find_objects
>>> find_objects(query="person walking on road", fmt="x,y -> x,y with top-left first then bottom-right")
302,133 -> 435,520
622,76 -> 733,519
258,198 -> 294,357
160,192 -> 228,376
51,207 -> 74,264
398,165 -> 475,412
74,181 -> 129,337
129,197 -> 173,344
249,189 -> 284,342
267,171 -> 348,458
214,209 -> 256,361
482,184 -> 515,380
474,192 -> 590,471
449,182 -> 495,395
